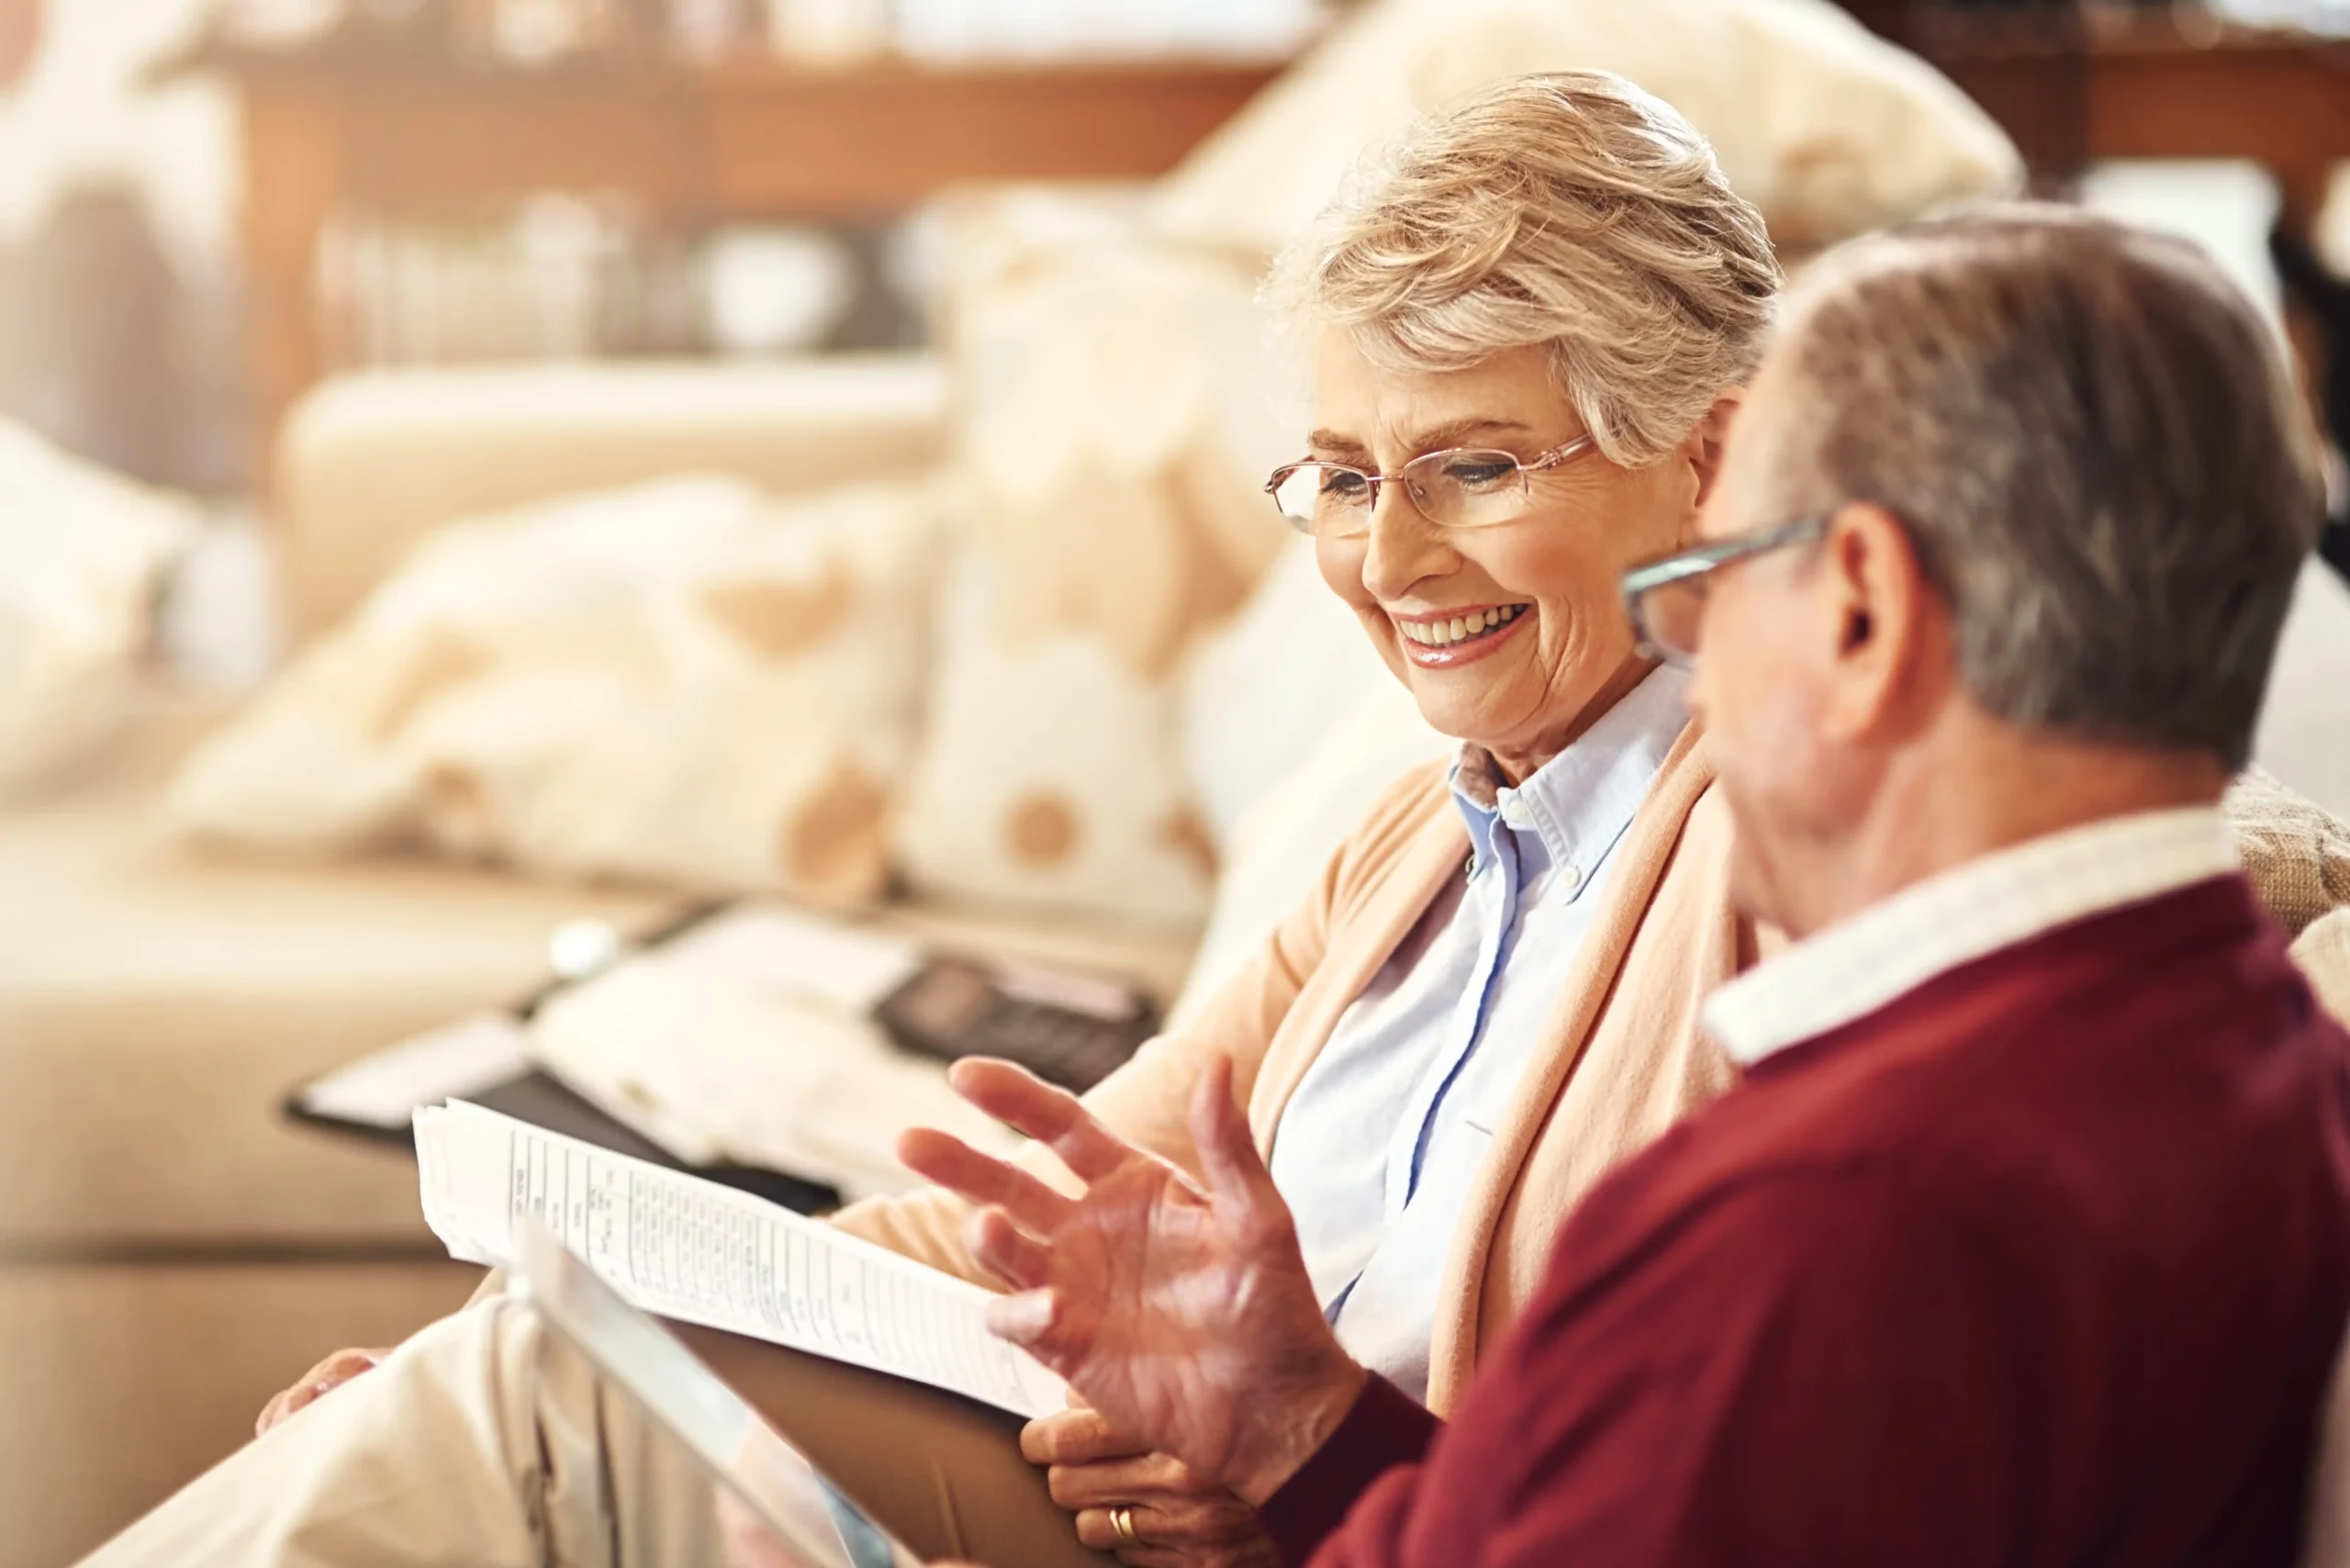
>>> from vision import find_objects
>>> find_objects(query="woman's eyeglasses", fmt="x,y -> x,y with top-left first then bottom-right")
1618,514 -> 1830,666
1265,436 -> 1598,538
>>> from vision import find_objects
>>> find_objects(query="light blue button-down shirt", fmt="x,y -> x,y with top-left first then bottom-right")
1265,665 -> 1692,1404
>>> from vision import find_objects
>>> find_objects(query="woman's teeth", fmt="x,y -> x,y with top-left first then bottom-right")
1396,604 -> 1527,647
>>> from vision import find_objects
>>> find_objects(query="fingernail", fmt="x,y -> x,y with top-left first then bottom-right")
988,1290 -> 1055,1340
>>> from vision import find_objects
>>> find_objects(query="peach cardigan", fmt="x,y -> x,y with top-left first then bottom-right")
834,723 -> 1753,1415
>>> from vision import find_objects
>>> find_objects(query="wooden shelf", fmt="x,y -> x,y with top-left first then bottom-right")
1919,15 -> 2350,217
191,43 -> 1282,475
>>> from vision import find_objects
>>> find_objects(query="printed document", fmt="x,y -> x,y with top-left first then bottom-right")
415,1101 -> 1066,1419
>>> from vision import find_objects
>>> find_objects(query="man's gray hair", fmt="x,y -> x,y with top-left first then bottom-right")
1760,204 -> 2322,768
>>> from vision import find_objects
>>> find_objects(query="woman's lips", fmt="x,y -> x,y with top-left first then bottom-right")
1391,603 -> 1532,669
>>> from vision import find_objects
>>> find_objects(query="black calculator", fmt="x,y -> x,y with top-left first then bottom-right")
872,958 -> 1160,1092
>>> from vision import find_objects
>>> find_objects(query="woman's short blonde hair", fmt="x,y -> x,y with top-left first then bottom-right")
1270,72 -> 1783,466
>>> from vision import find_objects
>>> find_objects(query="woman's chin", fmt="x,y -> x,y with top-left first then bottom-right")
1404,677 -> 1526,751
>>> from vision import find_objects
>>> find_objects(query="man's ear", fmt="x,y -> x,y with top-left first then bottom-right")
1816,503 -> 1945,743
1686,391 -> 1745,512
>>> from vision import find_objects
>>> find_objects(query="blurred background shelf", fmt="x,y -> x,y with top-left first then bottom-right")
174,42 -> 1282,469
177,6 -> 2350,486
1916,14 -> 2350,225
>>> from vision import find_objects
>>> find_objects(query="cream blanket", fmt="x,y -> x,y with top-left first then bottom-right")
0,420 -> 195,796
171,476 -> 940,902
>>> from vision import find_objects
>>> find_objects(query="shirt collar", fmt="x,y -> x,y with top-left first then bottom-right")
1704,806 -> 2239,1067
1448,665 -> 1693,885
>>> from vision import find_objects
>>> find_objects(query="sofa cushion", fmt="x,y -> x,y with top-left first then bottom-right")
0,697 -> 682,1248
4,693 -> 1202,1249
0,1260 -> 481,1568
277,355 -> 951,639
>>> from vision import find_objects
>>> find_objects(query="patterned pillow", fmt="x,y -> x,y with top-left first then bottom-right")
170,475 -> 938,903
2224,766 -> 2350,939
890,192 -> 1301,924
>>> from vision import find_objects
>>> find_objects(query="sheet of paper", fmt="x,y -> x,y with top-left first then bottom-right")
414,1102 -> 1065,1419
527,955 -> 1027,1201
298,1014 -> 532,1129
662,904 -> 924,1014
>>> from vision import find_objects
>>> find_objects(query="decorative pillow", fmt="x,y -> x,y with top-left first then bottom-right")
890,191 -> 1304,924
2294,907 -> 2350,1027
1152,0 -> 2022,256
893,542 -> 1220,925
944,201 -> 1303,681
2225,766 -> 2350,939
0,420 -> 196,796
170,475 -> 938,902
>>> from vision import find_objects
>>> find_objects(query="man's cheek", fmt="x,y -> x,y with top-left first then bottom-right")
1717,657 -> 1816,813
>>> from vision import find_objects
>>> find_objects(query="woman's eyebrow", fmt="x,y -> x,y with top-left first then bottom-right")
1306,419 -> 1538,460
1409,418 -> 1536,450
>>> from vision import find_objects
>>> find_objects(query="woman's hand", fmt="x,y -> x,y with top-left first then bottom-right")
897,1055 -> 1365,1507
253,1347 -> 386,1435
1024,1406 -> 1279,1567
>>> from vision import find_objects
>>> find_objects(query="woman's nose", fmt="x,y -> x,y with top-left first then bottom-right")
1360,483 -> 1457,600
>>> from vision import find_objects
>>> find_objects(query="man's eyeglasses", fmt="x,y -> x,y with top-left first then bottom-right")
1265,436 -> 1598,538
1618,514 -> 1830,666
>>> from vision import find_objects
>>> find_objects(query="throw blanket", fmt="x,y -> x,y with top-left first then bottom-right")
171,475 -> 939,902
0,420 -> 194,796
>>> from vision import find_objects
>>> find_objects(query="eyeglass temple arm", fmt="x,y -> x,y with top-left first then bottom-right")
1525,434 -> 1597,473
1618,513 -> 1831,603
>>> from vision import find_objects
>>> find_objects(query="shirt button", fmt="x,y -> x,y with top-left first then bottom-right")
1499,796 -> 1535,830
1558,862 -> 1583,892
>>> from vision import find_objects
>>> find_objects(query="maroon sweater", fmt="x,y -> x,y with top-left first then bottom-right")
1261,877 -> 2350,1567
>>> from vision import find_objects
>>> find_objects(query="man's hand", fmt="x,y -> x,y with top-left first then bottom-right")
897,1056 -> 1365,1507
1024,1406 -> 1279,1567
254,1347 -> 386,1435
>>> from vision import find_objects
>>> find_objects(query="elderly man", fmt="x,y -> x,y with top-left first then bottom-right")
902,204 -> 2350,1566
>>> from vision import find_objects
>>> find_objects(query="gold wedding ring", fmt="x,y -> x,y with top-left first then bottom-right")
1110,1506 -> 1141,1546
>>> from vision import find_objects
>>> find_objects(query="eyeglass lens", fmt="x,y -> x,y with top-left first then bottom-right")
1634,577 -> 1707,664
1270,449 -> 1534,535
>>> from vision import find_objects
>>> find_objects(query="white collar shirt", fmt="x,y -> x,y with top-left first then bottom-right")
1268,665 -> 1692,1404
1704,806 -> 2240,1069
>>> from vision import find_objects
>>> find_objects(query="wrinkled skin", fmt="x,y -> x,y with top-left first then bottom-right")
898,1058 -> 1364,1516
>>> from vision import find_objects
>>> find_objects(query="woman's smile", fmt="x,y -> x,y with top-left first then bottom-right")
1388,601 -> 1533,669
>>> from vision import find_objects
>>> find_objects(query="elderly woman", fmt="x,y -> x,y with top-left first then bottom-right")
832,72 -> 1775,1562
93,72 -> 1777,1568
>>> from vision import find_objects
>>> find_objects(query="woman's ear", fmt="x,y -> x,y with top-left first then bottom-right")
1687,389 -> 1745,510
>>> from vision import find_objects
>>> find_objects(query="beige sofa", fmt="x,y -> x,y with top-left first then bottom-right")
0,355 -> 1200,1568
